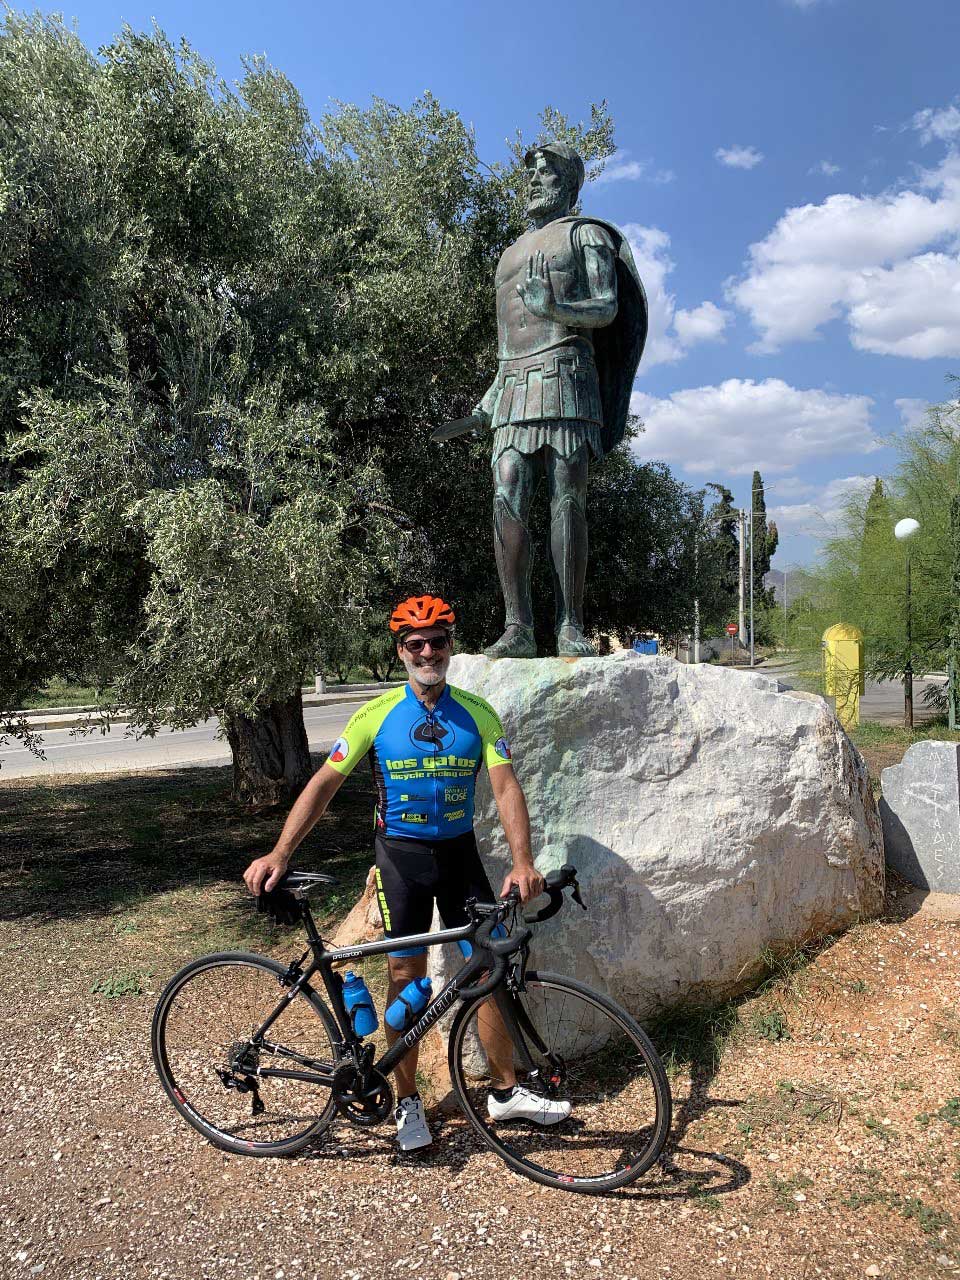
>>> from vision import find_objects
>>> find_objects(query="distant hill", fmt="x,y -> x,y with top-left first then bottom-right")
765,566 -> 822,606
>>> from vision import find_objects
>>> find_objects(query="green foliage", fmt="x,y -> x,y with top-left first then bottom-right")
90,969 -> 148,998
0,14 -> 732,778
750,1008 -> 791,1042
750,471 -> 779,643
791,395 -> 958,699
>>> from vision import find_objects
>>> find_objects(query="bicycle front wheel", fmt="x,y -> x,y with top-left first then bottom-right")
447,971 -> 671,1193
152,952 -> 340,1157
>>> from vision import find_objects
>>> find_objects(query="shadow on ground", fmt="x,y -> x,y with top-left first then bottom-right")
0,756 -> 376,923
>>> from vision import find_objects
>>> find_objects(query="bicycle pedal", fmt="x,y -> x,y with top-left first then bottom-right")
251,1092 -> 265,1117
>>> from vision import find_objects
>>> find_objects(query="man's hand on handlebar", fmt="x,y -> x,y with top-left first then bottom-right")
243,851 -> 290,897
500,863 -> 545,905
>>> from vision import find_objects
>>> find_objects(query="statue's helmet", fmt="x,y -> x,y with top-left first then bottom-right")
523,141 -> 586,204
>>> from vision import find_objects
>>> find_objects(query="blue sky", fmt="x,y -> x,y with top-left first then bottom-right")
41,0 -> 960,567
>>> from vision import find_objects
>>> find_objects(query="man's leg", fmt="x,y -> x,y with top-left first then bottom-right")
546,445 -> 594,657
384,950 -> 428,1100
485,446 -> 540,659
438,835 -> 572,1125
372,843 -> 435,1148
477,996 -> 517,1089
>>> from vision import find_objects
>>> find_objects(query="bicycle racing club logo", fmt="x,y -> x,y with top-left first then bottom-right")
329,737 -> 349,764
410,717 -> 454,749
495,736 -> 512,760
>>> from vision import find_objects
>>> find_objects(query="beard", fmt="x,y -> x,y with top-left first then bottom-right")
526,186 -> 568,220
401,650 -> 449,687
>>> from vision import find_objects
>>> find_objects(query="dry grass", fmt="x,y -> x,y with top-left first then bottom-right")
1,764 -> 959,1279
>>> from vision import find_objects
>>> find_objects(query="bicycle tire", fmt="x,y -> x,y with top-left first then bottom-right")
152,951 -> 340,1157
447,970 -> 671,1193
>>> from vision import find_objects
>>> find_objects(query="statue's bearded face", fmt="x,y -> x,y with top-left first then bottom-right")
525,152 -> 571,219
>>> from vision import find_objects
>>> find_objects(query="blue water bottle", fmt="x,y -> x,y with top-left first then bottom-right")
385,977 -> 433,1031
342,971 -> 378,1037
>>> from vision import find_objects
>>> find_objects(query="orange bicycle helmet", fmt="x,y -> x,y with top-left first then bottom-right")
389,594 -> 456,635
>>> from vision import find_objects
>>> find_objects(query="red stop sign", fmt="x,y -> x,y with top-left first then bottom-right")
726,623 -> 738,636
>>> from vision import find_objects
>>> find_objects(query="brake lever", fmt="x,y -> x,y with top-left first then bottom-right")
571,880 -> 587,910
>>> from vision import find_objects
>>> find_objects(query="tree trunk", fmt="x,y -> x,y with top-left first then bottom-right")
224,689 -> 313,808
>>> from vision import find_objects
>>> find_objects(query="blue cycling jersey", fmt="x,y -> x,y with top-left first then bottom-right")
325,683 -> 513,838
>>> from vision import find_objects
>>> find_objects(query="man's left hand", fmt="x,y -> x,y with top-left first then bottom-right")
501,863 -> 545,905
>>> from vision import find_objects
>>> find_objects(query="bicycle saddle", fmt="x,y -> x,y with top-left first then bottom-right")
279,871 -> 338,897
256,872 -> 339,925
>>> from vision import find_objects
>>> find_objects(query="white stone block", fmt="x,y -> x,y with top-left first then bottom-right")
436,651 -> 884,1015
880,741 -> 960,894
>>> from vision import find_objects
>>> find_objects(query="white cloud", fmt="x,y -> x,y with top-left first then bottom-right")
768,476 -> 817,499
593,152 -> 646,184
715,145 -> 764,170
591,151 -> 676,186
622,223 -> 732,370
895,397 -> 929,430
912,100 -> 960,146
847,253 -> 960,357
673,301 -> 730,346
810,159 -> 841,176
629,379 -> 879,476
728,153 -> 960,355
771,475 -> 877,537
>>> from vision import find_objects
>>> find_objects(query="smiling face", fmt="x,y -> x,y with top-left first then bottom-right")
525,151 -> 572,221
397,627 -> 453,689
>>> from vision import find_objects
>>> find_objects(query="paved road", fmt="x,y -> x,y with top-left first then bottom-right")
761,657 -> 945,725
0,698 -> 368,780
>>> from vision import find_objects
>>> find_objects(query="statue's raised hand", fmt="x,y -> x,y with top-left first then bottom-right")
516,250 -> 557,319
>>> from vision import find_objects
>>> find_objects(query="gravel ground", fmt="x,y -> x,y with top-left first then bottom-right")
2,885 -> 958,1280
2,768 -> 959,1280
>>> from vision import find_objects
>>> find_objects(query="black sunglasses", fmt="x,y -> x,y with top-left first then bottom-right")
401,634 -> 451,654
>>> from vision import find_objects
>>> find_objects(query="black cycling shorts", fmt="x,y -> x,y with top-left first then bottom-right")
373,830 -> 495,957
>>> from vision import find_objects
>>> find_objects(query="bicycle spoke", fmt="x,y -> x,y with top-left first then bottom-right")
450,974 -> 670,1191
155,957 -> 338,1152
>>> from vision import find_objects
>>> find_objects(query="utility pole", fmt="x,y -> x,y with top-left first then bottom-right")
783,568 -> 788,642
693,529 -> 700,663
738,508 -> 747,646
749,501 -> 755,668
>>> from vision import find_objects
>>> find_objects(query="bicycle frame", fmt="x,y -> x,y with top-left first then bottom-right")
239,901 -> 540,1090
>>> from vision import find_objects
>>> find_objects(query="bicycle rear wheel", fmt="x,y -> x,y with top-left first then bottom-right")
448,971 -> 671,1193
152,952 -> 340,1157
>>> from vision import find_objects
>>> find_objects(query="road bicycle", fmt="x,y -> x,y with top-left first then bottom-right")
151,864 -> 672,1194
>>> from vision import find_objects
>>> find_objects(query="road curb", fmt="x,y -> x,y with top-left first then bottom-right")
12,689 -> 387,733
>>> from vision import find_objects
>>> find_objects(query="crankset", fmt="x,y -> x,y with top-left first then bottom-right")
332,1062 -> 394,1126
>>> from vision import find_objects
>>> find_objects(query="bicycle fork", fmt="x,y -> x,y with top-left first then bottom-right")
492,982 -> 564,1089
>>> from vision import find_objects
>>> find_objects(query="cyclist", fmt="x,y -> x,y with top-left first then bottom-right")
244,595 -> 571,1151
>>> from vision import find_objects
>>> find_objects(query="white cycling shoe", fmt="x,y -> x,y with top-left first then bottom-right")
395,1094 -> 432,1152
487,1085 -> 572,1126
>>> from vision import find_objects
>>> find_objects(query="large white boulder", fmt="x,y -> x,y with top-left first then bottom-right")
437,651 -> 883,1015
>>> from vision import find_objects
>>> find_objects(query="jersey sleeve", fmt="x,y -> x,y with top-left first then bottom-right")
474,697 -> 514,771
574,221 -> 616,256
325,703 -> 375,777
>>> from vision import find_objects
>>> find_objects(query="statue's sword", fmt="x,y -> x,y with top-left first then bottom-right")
429,414 -> 486,443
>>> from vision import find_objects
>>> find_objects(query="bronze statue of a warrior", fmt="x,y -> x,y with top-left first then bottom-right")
472,142 -> 648,658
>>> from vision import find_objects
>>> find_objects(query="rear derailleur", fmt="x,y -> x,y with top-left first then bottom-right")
217,1041 -> 265,1116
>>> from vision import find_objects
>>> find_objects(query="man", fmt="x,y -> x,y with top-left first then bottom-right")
244,594 -> 570,1152
473,141 -> 647,659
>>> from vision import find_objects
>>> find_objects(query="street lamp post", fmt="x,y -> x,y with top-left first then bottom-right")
894,517 -> 920,730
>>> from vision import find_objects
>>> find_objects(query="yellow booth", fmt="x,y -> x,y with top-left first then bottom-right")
822,623 -> 865,729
